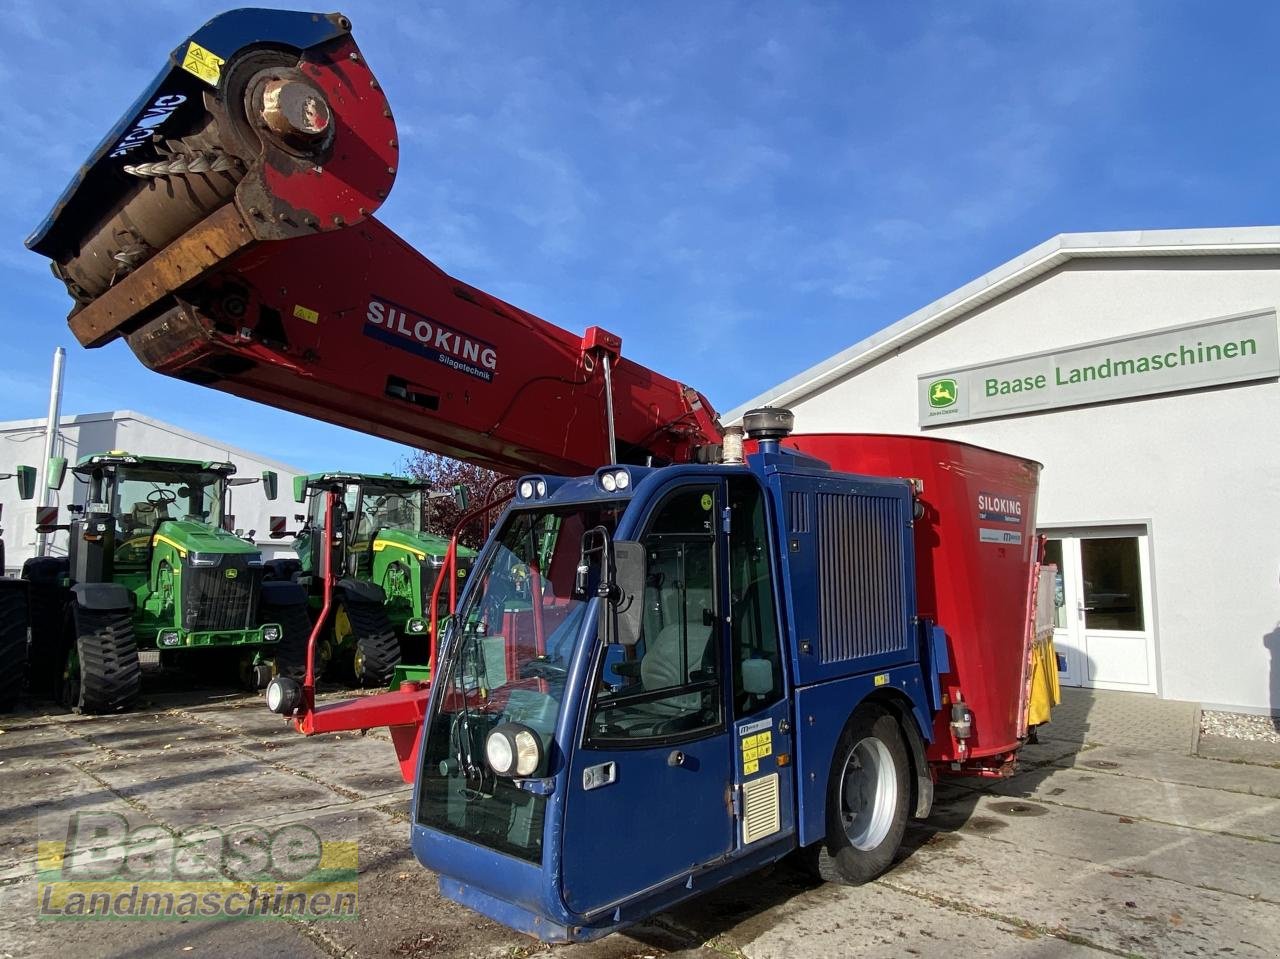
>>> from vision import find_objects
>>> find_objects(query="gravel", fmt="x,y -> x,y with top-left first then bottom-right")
1200,709 -> 1280,744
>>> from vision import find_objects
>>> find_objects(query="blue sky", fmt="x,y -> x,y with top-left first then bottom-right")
3,1 -> 1278,474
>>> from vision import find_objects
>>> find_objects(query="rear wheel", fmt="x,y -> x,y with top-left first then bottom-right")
0,581 -> 29,712
339,599 -> 400,688
816,706 -> 910,884
63,605 -> 141,714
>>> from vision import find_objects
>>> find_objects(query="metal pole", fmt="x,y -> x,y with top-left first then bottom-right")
600,352 -> 617,465
37,348 -> 66,557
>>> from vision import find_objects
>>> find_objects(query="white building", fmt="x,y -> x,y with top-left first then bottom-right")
0,410 -> 303,574
728,227 -> 1280,717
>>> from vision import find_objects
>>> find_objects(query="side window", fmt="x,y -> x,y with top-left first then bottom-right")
586,486 -> 722,745
728,477 -> 784,716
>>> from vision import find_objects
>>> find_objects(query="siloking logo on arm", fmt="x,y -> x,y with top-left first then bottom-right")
364,296 -> 498,382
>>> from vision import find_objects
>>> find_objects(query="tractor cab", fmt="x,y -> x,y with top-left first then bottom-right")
74,453 -> 232,571
290,473 -> 475,681
33,451 -> 299,712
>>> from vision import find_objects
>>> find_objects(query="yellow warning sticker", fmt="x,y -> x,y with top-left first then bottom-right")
293,304 -> 320,324
181,41 -> 225,86
741,730 -> 773,774
874,673 -> 889,687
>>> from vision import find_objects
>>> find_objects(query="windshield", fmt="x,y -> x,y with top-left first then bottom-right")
109,467 -> 226,566
357,485 -> 423,536
416,501 -> 623,863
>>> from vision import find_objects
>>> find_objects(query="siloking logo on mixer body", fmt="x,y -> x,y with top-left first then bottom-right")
364,296 -> 498,382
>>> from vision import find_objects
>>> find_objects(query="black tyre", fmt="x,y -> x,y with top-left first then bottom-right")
63,604 -> 141,714
265,600 -> 312,683
816,705 -> 910,884
341,599 -> 400,688
0,580 -> 29,712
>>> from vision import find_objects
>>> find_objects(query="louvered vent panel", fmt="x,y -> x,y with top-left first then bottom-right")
741,773 -> 781,845
788,490 -> 811,533
815,492 -> 908,664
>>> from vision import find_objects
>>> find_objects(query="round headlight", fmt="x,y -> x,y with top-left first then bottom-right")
519,480 -> 535,499
513,728 -> 541,777
262,625 -> 280,642
536,479 -> 547,497
408,619 -> 426,634
485,729 -> 515,776
266,676 -> 302,715
600,472 -> 617,492
614,470 -> 630,490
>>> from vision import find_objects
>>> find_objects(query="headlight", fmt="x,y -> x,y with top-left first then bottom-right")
408,618 -> 427,634
485,722 -> 544,778
485,730 -> 515,776
535,479 -> 547,497
187,552 -> 219,567
613,470 -> 630,490
262,625 -> 280,642
266,677 -> 302,715
158,629 -> 181,647
519,480 -> 535,498
600,472 -> 617,492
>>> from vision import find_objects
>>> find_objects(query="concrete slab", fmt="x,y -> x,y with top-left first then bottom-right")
991,763 -> 1280,842
734,880 -> 1103,959
1046,742 -> 1280,798
925,789 -> 1280,903
884,827 -> 1280,957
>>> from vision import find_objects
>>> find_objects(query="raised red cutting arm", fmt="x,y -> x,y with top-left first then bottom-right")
27,10 -> 721,475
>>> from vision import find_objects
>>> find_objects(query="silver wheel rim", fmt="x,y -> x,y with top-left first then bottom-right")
840,736 -> 897,851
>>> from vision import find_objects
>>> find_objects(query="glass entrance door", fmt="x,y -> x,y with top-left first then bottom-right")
1042,528 -> 1155,693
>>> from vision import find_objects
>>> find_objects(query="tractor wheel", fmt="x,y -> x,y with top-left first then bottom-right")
62,604 -> 141,714
812,705 -> 910,885
261,600 -> 312,684
340,599 -> 400,688
0,580 -> 29,712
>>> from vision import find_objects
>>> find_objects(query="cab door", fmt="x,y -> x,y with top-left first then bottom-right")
725,475 -> 794,852
561,483 -> 733,918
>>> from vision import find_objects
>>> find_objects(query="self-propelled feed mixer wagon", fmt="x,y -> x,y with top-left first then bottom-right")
28,8 -> 1051,941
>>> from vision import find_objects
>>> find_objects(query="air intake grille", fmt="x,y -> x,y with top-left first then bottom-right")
788,491 -> 812,533
182,560 -> 262,632
816,492 -> 908,664
741,773 -> 781,845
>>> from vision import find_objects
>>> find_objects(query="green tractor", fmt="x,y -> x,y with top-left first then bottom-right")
30,452 -> 310,713
267,473 -> 475,687
0,466 -> 37,712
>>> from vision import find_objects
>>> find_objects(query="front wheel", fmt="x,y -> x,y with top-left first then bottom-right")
819,705 -> 910,884
62,604 -> 141,714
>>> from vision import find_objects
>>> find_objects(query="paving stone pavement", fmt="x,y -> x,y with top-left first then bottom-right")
2,684 -> 1276,959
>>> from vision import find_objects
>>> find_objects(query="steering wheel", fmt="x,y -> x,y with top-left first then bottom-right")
519,656 -> 568,681
147,489 -> 178,505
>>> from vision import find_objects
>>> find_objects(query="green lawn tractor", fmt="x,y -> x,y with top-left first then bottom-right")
30,452 -> 309,713
266,473 -> 474,688
0,466 -> 36,712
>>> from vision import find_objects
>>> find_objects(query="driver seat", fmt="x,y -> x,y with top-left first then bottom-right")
128,501 -> 169,537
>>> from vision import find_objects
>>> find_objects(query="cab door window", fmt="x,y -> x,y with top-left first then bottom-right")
728,477 -> 784,716
586,486 -> 722,745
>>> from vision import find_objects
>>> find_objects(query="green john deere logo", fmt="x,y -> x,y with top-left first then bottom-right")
224,568 -> 238,580
928,378 -> 958,409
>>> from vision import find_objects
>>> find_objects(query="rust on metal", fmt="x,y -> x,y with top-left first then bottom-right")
68,204 -> 255,348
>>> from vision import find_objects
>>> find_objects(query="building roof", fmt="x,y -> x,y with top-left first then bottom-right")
724,226 -> 1280,423
0,409 -> 305,476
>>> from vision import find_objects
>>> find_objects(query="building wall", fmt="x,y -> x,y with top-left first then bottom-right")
0,411 -> 302,574
789,256 -> 1280,713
